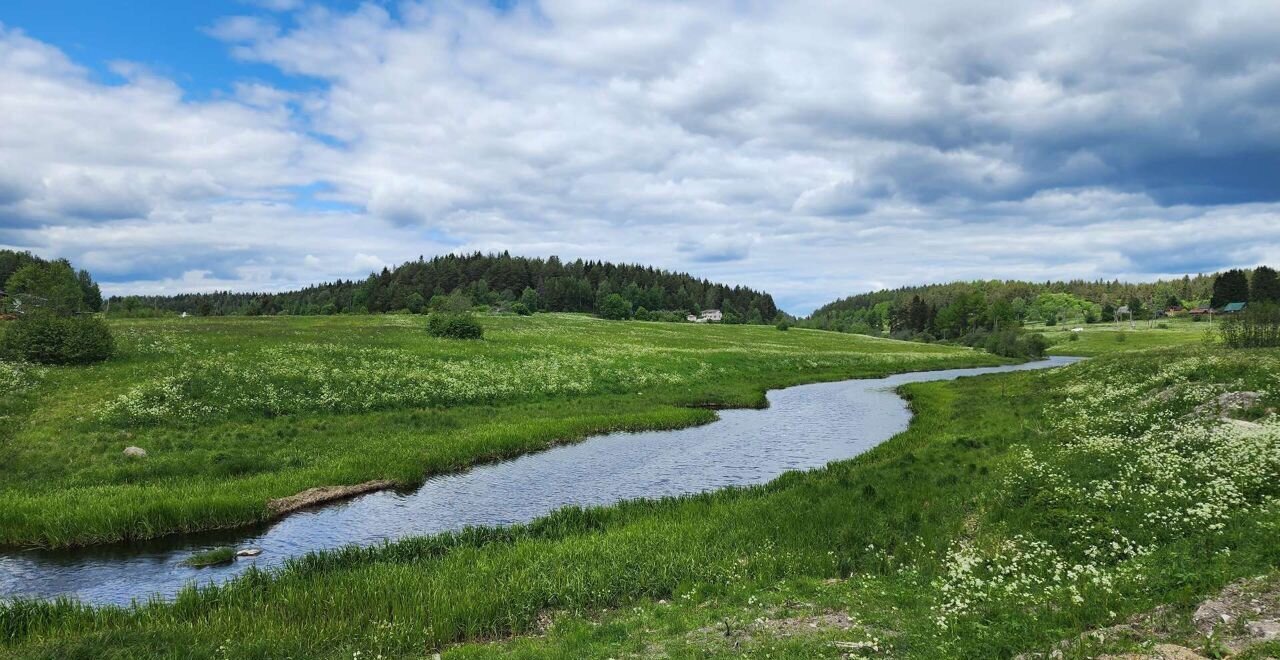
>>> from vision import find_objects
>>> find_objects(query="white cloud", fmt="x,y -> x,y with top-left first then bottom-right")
4,2 -> 1280,313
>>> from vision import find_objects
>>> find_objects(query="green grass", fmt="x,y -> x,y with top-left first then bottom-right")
4,345 -> 1277,658
181,547 -> 235,568
0,313 -> 1004,548
1036,316 -> 1217,356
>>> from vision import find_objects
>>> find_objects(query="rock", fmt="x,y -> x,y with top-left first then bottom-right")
1247,618 -> 1280,641
235,548 -> 262,557
1193,598 -> 1233,633
123,446 -> 147,458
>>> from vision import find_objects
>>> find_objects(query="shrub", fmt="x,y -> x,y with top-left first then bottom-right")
426,312 -> 484,340
776,320 -> 791,331
1219,303 -> 1280,348
633,306 -> 651,321
0,312 -> 115,365
597,293 -> 632,320
980,329 -> 1047,359
510,302 -> 532,316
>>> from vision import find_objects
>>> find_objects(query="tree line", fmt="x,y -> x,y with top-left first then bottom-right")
107,252 -> 780,324
802,267 -> 1280,342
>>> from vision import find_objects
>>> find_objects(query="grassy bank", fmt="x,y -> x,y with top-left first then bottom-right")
0,313 -> 1002,548
4,345 -> 1277,658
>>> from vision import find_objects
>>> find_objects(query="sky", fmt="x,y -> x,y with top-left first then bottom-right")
2,1 -> 1279,314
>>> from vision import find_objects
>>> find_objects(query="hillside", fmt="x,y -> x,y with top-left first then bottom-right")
108,252 -> 780,323
803,268 -> 1278,338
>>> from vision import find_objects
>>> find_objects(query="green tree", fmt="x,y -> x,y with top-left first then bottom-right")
6,260 -> 85,314
1250,266 -> 1280,304
1212,269 -> 1250,308
519,287 -> 539,312
598,293 -> 632,320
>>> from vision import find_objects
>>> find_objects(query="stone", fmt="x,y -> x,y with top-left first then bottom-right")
123,446 -> 147,458
235,548 -> 262,557
1247,618 -> 1280,641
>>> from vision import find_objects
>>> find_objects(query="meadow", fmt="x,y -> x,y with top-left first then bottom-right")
3,341 -> 1278,658
0,313 -> 1002,548
1034,315 -> 1215,356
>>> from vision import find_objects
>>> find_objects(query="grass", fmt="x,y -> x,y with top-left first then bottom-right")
0,313 -> 1004,548
3,344 -> 1277,658
1036,316 -> 1216,356
181,547 -> 235,568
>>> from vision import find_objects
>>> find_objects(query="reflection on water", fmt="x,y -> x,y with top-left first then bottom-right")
0,357 -> 1081,607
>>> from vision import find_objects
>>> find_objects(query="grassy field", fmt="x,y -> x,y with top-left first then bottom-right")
3,343 -> 1278,658
1032,316 -> 1216,356
0,313 -> 1003,548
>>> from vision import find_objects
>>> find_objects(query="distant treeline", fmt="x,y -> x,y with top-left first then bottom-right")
0,250 -> 103,314
803,268 -> 1280,340
108,252 -> 780,323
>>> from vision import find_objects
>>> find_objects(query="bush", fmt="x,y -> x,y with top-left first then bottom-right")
510,302 -> 531,316
597,293 -> 632,320
426,312 -> 484,340
776,320 -> 791,331
1219,303 -> 1280,348
980,329 -> 1047,359
0,312 -> 115,365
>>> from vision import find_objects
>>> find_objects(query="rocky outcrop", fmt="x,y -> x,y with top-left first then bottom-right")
266,480 -> 396,515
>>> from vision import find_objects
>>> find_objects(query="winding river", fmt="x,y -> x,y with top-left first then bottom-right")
0,356 -> 1081,607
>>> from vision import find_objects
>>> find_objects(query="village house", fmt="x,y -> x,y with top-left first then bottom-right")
1221,302 -> 1248,314
687,309 -> 723,323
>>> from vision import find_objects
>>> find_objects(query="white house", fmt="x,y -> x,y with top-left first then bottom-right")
699,309 -> 723,322
686,314 -> 698,322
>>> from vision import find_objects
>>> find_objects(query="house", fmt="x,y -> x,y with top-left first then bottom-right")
1189,307 -> 1213,316
686,314 -> 698,322
699,309 -> 723,322
1221,302 -> 1248,314
1116,305 -> 1130,317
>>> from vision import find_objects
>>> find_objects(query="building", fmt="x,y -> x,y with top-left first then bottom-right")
1221,302 -> 1248,314
686,314 -> 698,322
699,309 -> 723,322
1189,307 -> 1212,316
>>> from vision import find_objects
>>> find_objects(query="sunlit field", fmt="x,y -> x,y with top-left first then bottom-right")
0,313 -> 1001,548
5,344 -> 1277,658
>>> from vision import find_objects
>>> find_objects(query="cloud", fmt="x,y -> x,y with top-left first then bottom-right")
4,2 -> 1280,313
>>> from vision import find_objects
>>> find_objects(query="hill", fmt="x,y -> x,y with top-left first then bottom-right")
108,252 -> 780,323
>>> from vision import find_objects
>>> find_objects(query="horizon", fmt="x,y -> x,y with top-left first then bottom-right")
3,1 -> 1280,315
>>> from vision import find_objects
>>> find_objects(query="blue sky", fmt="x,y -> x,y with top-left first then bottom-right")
2,1 -> 1280,314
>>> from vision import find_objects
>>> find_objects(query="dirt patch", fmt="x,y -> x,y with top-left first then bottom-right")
267,480 -> 396,515
1021,574 -> 1280,659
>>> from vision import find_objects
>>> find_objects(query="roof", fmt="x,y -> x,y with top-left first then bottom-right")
1222,302 -> 1248,312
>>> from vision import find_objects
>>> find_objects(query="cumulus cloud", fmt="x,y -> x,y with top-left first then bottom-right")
3,2 -> 1280,313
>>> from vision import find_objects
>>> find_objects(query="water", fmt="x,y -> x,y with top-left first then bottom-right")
0,356 -> 1081,607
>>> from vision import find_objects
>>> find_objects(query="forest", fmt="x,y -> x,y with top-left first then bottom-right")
105,252 -> 780,324
801,267 -> 1280,341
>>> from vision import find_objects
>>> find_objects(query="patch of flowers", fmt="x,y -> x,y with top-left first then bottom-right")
932,351 -> 1280,630
0,360 -> 45,397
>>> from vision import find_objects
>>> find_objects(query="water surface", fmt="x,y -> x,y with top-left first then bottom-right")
0,356 -> 1081,607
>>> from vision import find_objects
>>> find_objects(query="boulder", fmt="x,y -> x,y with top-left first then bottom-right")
123,446 -> 147,458
235,548 -> 263,557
